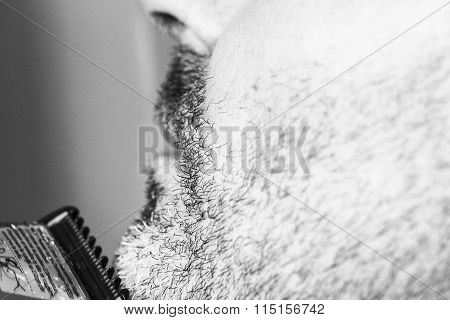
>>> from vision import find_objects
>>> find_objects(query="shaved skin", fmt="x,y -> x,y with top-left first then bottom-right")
117,0 -> 450,299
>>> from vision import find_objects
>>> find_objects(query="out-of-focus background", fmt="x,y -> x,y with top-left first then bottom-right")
0,0 -> 170,257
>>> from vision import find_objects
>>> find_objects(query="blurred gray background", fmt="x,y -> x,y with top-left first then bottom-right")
0,0 -> 170,257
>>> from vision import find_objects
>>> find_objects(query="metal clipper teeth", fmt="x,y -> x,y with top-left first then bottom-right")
87,235 -> 96,247
106,266 -> 115,279
81,226 -> 90,238
75,217 -> 84,228
93,246 -> 102,258
99,256 -> 108,268
120,289 -> 130,300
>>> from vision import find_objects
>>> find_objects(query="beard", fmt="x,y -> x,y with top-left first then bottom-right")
115,47 -> 232,299
139,46 -> 210,222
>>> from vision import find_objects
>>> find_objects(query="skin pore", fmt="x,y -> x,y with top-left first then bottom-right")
116,0 -> 450,298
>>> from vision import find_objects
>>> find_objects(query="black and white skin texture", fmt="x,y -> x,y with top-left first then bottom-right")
117,0 -> 450,299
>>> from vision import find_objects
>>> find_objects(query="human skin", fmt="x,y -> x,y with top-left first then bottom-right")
117,0 -> 450,299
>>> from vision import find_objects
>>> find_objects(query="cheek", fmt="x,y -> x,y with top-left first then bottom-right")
202,3 -> 321,178
203,0 -> 328,129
